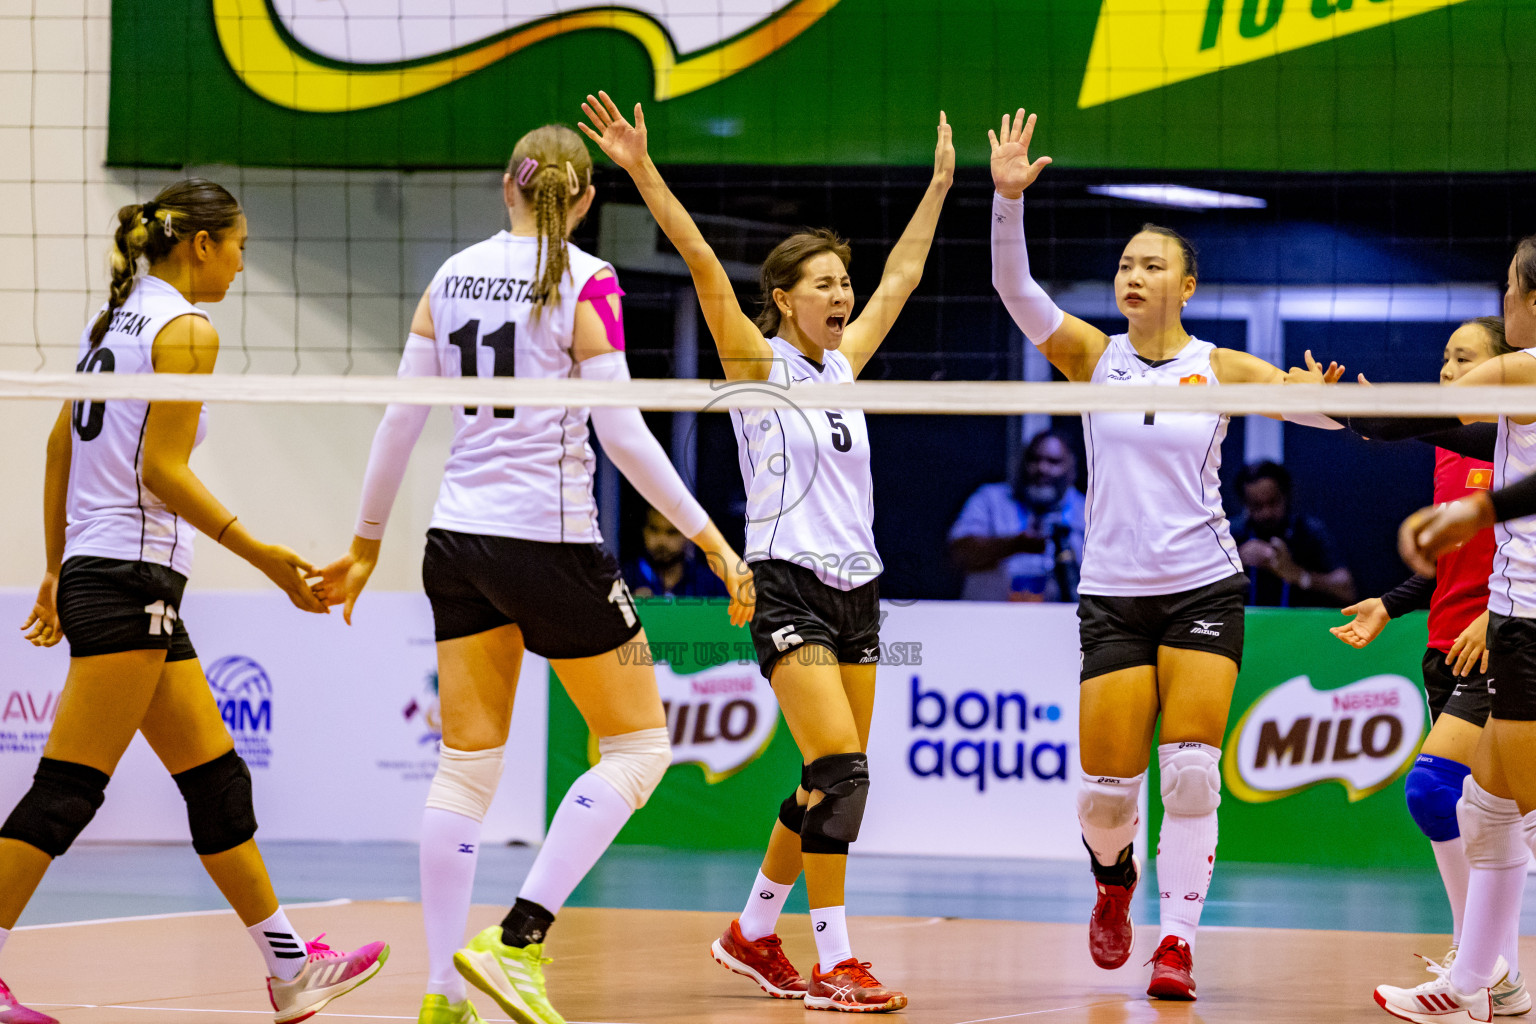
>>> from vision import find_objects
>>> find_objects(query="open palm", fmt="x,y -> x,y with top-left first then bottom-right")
989,108 -> 1052,199
579,91 -> 649,172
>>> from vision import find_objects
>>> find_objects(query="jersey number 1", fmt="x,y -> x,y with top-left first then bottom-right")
448,320 -> 516,419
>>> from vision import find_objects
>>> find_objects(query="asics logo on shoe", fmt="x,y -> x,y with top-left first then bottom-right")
829,982 -> 858,1001
1189,620 -> 1223,636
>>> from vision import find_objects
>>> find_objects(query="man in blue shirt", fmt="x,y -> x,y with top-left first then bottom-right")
948,431 -> 1086,601
623,504 -> 729,599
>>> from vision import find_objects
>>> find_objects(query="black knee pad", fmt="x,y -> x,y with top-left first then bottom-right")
800,753 -> 870,855
0,757 -> 110,858
173,750 -> 257,855
778,789 -> 806,834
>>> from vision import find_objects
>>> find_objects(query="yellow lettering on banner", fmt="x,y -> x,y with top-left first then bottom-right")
212,0 -> 839,113
1077,0 -> 1474,109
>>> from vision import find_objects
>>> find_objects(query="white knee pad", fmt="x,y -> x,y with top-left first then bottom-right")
1459,776 -> 1527,869
424,744 -> 505,823
1077,772 -> 1143,830
588,727 -> 671,811
1159,742 -> 1222,817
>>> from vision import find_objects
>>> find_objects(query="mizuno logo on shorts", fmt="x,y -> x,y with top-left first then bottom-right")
1189,620 -> 1222,636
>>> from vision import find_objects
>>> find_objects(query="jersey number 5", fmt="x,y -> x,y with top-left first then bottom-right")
826,411 -> 853,452
448,320 -> 516,420
72,346 -> 115,441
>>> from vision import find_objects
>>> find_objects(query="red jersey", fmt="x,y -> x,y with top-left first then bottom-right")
1428,448 -> 1496,651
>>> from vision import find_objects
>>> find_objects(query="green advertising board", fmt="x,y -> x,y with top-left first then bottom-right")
1152,608 -> 1434,869
546,597 -> 802,849
110,0 -> 1532,172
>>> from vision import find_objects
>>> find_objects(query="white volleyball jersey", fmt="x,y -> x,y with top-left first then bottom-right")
63,275 -> 209,577
1079,334 -> 1243,596
426,232 -> 611,543
1488,365 -> 1536,617
730,336 -> 880,591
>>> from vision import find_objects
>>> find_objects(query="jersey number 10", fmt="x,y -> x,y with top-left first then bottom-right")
447,319 -> 516,420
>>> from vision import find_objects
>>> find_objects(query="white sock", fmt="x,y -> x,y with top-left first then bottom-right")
810,905 -> 852,969
247,908 -> 306,981
1156,808 -> 1218,951
1452,863 -> 1527,992
1506,900 -> 1523,979
740,871 -> 795,942
1431,838 -> 1472,947
420,806 -> 480,1001
518,771 -> 632,915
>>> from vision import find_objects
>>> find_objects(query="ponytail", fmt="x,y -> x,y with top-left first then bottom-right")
507,126 -> 592,319
89,179 -> 241,349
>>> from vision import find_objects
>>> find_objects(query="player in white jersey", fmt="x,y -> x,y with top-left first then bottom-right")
988,109 -> 1344,1001
582,90 -> 952,1013
1375,236 -> 1536,1024
317,124 -> 753,1024
3,180 -> 387,1024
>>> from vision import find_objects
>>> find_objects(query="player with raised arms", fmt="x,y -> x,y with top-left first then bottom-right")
988,108 -> 1343,1000
2,179 -> 388,1024
1371,236 -> 1536,1023
317,124 -> 753,1024
580,90 -> 952,1012
1328,317 -> 1528,1015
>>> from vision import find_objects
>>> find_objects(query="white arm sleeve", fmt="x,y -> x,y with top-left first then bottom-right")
354,333 -> 436,539
991,193 -> 1066,345
582,351 -> 711,538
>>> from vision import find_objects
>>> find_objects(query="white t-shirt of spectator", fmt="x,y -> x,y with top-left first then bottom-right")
948,482 -> 1085,601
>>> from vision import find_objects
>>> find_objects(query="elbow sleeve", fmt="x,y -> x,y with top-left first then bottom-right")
990,193 -> 1065,345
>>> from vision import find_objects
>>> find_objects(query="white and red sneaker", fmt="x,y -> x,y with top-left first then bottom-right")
1089,856 -> 1138,969
1146,935 -> 1196,1001
1375,954 -> 1498,1023
267,933 -> 389,1024
710,919 -> 808,998
805,958 -> 906,1013
0,978 -> 56,1024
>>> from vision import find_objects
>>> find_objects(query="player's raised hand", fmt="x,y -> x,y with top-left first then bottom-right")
1285,349 -> 1344,384
1330,597 -> 1389,649
579,91 -> 649,172
932,111 -> 955,190
988,108 -> 1052,200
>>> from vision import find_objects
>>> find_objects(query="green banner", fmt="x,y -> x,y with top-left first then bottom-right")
110,0 -> 1532,171
1153,608 -> 1434,869
546,597 -> 802,849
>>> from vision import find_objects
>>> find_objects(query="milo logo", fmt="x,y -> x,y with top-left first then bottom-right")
1224,674 -> 1425,803
651,663 -> 778,783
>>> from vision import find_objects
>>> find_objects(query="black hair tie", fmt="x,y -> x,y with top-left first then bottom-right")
141,201 -> 160,224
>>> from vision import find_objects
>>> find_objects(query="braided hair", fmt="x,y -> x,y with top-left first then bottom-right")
507,126 -> 593,319
89,178 -> 241,349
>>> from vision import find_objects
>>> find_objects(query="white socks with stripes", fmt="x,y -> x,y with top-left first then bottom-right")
247,907 -> 306,981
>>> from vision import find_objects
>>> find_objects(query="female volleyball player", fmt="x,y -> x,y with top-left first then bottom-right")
1331,317 -> 1528,1015
1373,237 -> 1536,1023
579,90 -> 952,1012
3,179 -> 388,1024
317,124 -> 753,1024
988,108 -> 1345,1001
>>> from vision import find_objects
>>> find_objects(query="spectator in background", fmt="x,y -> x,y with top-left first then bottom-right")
948,430 -> 1085,601
624,504 -> 729,598
1230,460 -> 1356,607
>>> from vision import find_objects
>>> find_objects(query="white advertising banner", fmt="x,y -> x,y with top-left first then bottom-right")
0,590 -> 547,844
861,602 -> 1144,859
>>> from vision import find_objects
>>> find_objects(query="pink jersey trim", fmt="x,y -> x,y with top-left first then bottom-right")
579,273 -> 626,351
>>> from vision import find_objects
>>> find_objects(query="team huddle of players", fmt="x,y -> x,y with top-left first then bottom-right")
0,94 -> 1534,1024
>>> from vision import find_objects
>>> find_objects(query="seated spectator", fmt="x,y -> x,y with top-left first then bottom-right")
1230,460 -> 1356,607
948,430 -> 1085,601
623,504 -> 729,599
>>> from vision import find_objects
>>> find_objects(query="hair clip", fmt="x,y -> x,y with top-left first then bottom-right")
516,157 -> 539,187
566,161 -> 581,196
161,212 -> 176,239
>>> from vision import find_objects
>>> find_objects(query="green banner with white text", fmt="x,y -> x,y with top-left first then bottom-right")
111,0 -> 1534,171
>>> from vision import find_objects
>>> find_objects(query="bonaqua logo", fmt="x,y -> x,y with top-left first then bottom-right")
907,675 -> 1071,793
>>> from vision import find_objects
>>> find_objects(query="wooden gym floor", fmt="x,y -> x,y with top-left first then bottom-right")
6,900 -> 1505,1023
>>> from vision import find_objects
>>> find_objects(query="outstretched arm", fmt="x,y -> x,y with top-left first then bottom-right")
988,109 -> 1107,382
840,113 -> 955,377
580,91 -> 772,381
1212,348 -> 1345,427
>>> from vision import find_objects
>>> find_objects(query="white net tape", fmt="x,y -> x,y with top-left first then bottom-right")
0,372 -> 1531,417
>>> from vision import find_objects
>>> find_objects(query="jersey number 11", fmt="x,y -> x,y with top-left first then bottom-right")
448,319 -> 516,419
